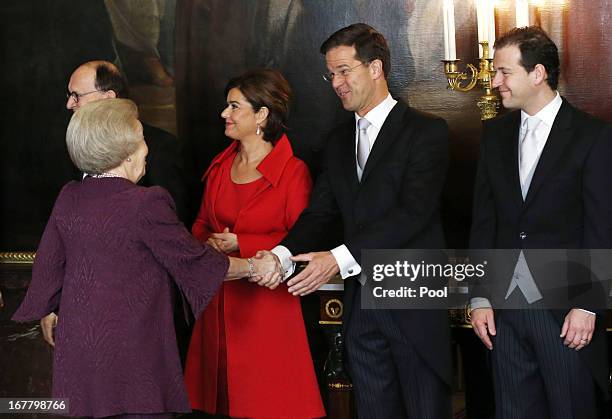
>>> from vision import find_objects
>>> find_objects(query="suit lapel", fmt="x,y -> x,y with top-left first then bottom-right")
360,102 -> 407,183
338,121 -> 360,195
523,101 -> 574,207
499,111 -> 524,209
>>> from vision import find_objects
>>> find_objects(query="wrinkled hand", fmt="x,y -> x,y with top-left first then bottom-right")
206,237 -> 223,252
208,228 -> 239,254
40,312 -> 58,347
470,307 -> 496,350
249,250 -> 283,290
560,308 -> 595,350
287,251 -> 339,296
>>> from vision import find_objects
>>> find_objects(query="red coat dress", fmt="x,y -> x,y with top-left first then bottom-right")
184,134 -> 325,418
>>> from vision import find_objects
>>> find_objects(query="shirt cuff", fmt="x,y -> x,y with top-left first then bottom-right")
577,308 -> 596,316
330,245 -> 361,279
469,297 -> 492,312
271,245 -> 295,281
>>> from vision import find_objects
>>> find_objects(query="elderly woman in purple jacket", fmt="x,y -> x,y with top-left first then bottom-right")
12,98 -> 281,419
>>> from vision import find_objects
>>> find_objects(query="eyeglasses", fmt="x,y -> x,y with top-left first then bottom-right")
322,62 -> 367,82
66,89 -> 104,103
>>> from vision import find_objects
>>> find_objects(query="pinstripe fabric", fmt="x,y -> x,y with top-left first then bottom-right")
492,309 -> 599,419
345,289 -> 451,419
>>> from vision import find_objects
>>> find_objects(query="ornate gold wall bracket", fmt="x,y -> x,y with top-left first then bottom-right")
442,41 -> 500,120
443,61 -> 478,92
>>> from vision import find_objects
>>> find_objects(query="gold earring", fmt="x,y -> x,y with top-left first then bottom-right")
256,124 -> 261,135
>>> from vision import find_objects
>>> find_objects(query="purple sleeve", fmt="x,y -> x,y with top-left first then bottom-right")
139,187 -> 229,319
12,205 -> 65,322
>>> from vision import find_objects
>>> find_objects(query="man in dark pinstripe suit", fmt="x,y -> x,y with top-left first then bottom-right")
272,23 -> 452,419
469,27 -> 611,419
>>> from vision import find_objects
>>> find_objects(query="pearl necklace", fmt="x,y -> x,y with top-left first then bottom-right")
90,172 -> 122,178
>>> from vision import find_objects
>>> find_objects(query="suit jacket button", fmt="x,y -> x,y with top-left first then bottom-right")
519,232 -> 527,240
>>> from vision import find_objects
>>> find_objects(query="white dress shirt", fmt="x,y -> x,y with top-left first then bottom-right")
273,94 -> 398,280
517,91 -> 562,179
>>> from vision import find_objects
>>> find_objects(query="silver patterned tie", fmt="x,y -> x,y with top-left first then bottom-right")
519,116 -> 542,197
357,118 -> 371,175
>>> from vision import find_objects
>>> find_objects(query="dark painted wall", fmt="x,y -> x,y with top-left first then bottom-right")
1,0 -> 611,252
0,1 -> 115,250
174,0 -> 485,249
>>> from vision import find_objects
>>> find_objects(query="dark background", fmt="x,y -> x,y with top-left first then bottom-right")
1,0 -> 611,251
0,1 -> 116,249
1,2 -> 610,417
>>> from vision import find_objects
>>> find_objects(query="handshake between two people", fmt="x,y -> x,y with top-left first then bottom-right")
242,250 -> 284,290
209,229 -> 339,294
232,250 -> 341,296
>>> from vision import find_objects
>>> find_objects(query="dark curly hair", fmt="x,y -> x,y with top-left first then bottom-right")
224,69 -> 292,144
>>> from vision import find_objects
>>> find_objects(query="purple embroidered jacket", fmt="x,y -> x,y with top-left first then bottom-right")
13,177 -> 228,417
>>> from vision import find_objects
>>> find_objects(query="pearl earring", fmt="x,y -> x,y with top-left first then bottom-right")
127,157 -> 132,162
256,124 -> 261,136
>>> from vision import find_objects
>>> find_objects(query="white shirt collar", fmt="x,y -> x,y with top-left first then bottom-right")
520,91 -> 562,129
354,94 -> 397,129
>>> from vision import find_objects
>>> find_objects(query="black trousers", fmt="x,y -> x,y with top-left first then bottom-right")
492,309 -> 600,419
345,288 -> 451,419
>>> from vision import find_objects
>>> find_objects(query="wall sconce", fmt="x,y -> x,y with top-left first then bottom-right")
442,41 -> 498,121
442,0 -> 501,120
441,0 -> 535,120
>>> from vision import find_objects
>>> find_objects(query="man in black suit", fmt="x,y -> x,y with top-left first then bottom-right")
42,60 -> 190,361
469,27 -> 612,418
65,61 -> 187,222
268,23 -> 452,419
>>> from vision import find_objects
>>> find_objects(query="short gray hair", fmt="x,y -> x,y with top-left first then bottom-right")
66,98 -> 141,174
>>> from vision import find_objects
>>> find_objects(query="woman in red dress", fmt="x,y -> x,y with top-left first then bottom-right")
184,69 -> 325,418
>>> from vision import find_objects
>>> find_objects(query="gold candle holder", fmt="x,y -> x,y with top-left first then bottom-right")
442,41 -> 500,120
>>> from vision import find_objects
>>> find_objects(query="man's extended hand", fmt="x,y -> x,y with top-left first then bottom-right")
470,307 -> 496,350
249,250 -> 283,290
40,312 -> 58,347
560,308 -> 595,351
287,251 -> 339,296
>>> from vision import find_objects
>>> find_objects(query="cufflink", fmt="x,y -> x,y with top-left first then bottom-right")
280,271 -> 289,283
465,303 -> 473,322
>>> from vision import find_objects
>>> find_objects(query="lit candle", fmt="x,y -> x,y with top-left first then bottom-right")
516,0 -> 529,27
476,0 -> 487,58
476,0 -> 496,58
443,0 -> 456,60
487,2 -> 496,57
443,0 -> 450,59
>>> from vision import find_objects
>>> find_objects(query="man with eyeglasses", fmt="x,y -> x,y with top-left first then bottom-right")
65,61 -> 187,223
270,23 -> 452,418
42,60 -> 191,362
